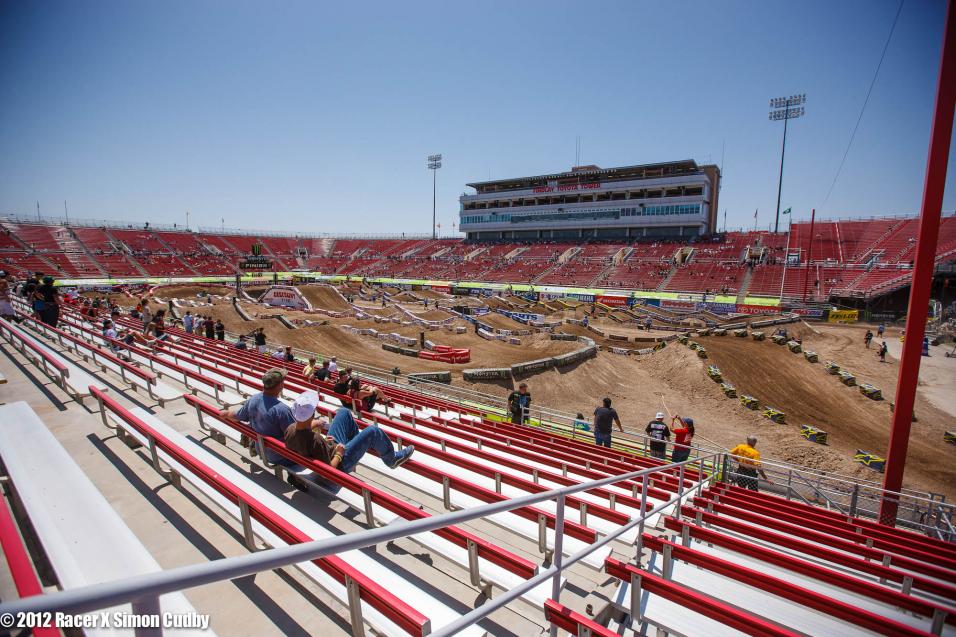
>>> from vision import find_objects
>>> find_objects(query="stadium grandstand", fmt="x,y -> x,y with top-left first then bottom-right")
2,213 -> 955,306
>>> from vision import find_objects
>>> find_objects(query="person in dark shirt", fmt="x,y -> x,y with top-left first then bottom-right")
645,412 -> 671,459
252,327 -> 267,353
313,360 -> 330,382
204,316 -> 215,339
284,346 -> 295,362
347,377 -> 392,413
215,319 -> 225,340
507,383 -> 531,424
593,397 -> 624,448
332,367 -> 353,395
284,391 -> 413,492
36,276 -> 60,327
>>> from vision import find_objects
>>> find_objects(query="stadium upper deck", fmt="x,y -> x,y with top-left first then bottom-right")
460,160 -> 722,240
2,213 -> 955,301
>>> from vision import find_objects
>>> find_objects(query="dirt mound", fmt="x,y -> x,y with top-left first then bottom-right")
479,312 -> 531,332
391,291 -> 422,302
155,284 -> 234,298
298,285 -> 352,311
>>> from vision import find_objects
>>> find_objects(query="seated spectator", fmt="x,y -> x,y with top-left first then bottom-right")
332,367 -> 353,395
285,392 -> 414,486
314,360 -> 331,382
235,335 -> 248,350
271,347 -> 285,361
284,346 -> 295,362
347,377 -> 392,412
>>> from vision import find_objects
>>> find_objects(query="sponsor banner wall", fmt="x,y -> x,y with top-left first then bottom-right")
736,303 -> 781,315
791,308 -> 826,318
827,309 -> 859,322
596,295 -> 628,307
660,299 -> 697,310
701,302 -> 739,314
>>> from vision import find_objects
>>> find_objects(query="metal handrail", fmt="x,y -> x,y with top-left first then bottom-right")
0,453 -> 717,627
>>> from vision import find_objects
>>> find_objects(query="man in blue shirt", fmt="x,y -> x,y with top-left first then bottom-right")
220,368 -> 296,470
182,311 -> 194,334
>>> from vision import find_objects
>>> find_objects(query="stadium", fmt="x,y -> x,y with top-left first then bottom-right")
2,2 -> 956,637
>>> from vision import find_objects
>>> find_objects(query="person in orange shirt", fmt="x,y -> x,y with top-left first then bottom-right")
728,436 -> 772,492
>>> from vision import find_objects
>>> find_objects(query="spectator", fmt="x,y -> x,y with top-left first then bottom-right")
729,436 -> 771,491
193,314 -> 203,335
236,335 -> 249,350
507,383 -> 531,424
347,377 -> 392,412
204,315 -> 215,339
183,311 -> 194,334
284,392 -> 414,488
877,322 -> 885,338
670,416 -> 694,463
219,368 -> 300,474
303,357 -> 319,379
140,304 -> 152,329
572,412 -> 590,432
271,347 -> 285,361
864,330 -> 873,349
332,367 -> 353,395
314,360 -> 331,381
878,340 -> 888,363
215,319 -> 225,341
592,397 -> 623,448
35,276 -> 60,327
253,327 -> 267,354
284,346 -> 295,362
22,273 -> 40,316
144,309 -> 168,343
328,356 -> 338,374
922,336 -> 930,357
645,412 -> 670,459
0,271 -> 16,322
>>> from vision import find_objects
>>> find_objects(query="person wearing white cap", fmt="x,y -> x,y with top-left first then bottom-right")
284,391 -> 414,481
645,412 -> 671,460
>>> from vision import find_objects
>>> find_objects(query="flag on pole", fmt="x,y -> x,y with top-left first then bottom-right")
754,208 -> 758,220
782,207 -> 792,215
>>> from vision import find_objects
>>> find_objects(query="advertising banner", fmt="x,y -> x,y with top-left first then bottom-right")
827,309 -> 859,323
660,299 -> 696,310
701,302 -> 739,314
736,304 -> 780,315
596,295 -> 628,307
791,308 -> 826,318
261,286 -> 308,309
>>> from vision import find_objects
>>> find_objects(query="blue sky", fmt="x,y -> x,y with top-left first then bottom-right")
0,0 -> 952,235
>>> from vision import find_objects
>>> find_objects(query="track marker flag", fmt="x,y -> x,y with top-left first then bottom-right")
782,207 -> 792,215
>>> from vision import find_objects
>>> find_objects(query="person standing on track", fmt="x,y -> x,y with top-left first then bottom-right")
729,436 -> 772,491
864,329 -> 873,349
507,383 -> 531,424
645,412 -> 670,459
670,416 -> 694,463
878,340 -> 889,363
592,397 -> 623,448
877,322 -> 885,338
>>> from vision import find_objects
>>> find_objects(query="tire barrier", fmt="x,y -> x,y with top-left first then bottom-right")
786,340 -> 802,353
677,334 -> 690,344
712,328 -> 727,336
720,383 -> 737,398
771,334 -> 787,345
838,370 -> 856,386
510,357 -> 554,376
695,328 -> 712,337
859,383 -> 882,400
739,395 -> 759,410
733,329 -> 748,338
945,431 -> 955,445
804,350 -> 818,363
550,332 -> 579,341
751,331 -> 765,341
855,450 -> 886,473
825,361 -> 841,374
706,365 -> 723,382
800,425 -> 828,445
463,367 -> 512,381
653,340 -> 667,351
381,342 -> 420,357
408,371 -> 452,384
696,347 -> 708,359
762,407 -> 786,424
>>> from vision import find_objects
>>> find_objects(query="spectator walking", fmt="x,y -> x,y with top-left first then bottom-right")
922,336 -> 931,357
507,383 -> 531,424
864,330 -> 873,349
877,323 -> 885,338
253,327 -> 267,354
183,311 -> 194,334
670,416 -> 694,463
35,276 -> 60,327
645,412 -> 670,459
729,436 -> 771,491
215,319 -> 225,340
0,272 -> 16,321
204,315 -> 215,339
592,397 -> 623,448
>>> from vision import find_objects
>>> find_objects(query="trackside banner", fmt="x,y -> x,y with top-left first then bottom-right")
827,309 -> 859,322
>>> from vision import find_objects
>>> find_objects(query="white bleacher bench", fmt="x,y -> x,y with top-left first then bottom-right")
98,395 -> 485,637
0,402 -> 212,637
22,318 -> 182,407
189,399 -> 554,607
0,318 -> 108,405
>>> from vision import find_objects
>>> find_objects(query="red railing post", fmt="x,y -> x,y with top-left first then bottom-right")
880,0 -> 956,527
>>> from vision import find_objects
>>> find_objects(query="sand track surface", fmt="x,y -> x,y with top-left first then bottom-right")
298,285 -> 352,311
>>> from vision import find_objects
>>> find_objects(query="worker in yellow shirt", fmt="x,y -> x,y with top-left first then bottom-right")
728,436 -> 773,492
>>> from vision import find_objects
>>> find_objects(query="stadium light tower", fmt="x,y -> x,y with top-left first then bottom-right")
427,154 -> 442,239
768,93 -> 806,234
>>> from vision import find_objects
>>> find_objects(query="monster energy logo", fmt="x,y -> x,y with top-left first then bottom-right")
251,243 -> 263,256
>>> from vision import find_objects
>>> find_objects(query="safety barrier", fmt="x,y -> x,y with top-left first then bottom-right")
720,383 -> 737,398
771,334 -> 787,345
739,395 -> 759,410
706,365 -> 722,382
800,425 -> 828,444
804,350 -> 819,362
751,331 -> 766,341
825,360 -> 841,374
838,370 -> 857,386
712,328 -> 727,336
463,367 -> 512,381
762,407 -> 786,424
733,329 -> 748,337
855,450 -> 886,473
859,383 -> 883,400
787,340 -> 802,353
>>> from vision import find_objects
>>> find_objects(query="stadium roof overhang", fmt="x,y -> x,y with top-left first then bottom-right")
467,159 -> 702,193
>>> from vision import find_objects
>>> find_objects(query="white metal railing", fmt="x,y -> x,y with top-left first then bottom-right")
0,452 -> 717,637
